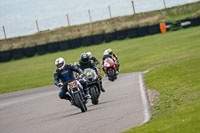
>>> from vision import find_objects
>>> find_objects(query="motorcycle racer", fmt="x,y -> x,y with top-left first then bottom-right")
54,57 -> 88,103
79,53 -> 105,92
86,52 -> 99,65
102,48 -> 120,73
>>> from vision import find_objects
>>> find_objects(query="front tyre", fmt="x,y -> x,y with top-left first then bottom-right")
74,93 -> 87,112
107,68 -> 115,81
90,86 -> 99,105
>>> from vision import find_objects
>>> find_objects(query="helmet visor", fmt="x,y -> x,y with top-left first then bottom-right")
81,54 -> 89,62
57,62 -> 64,68
82,58 -> 88,62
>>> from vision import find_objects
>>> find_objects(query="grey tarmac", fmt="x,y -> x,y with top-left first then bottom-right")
0,72 -> 151,133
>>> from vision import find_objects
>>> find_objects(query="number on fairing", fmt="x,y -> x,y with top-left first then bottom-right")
87,72 -> 92,76
68,81 -> 78,89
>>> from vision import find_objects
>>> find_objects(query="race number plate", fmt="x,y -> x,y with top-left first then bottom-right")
68,81 -> 78,90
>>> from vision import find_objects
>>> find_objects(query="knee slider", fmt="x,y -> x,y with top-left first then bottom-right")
59,92 -> 65,99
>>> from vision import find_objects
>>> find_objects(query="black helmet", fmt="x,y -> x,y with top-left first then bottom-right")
81,53 -> 89,63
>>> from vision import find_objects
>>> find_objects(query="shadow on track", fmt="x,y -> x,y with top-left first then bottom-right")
41,103 -> 110,123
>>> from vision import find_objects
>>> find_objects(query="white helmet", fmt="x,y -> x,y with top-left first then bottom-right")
103,50 -> 109,56
107,48 -> 113,55
87,52 -> 92,58
55,57 -> 65,70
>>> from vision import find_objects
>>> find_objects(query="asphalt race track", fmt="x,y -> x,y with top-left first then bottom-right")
0,72 -> 151,133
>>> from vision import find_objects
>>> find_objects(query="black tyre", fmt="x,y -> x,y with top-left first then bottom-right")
0,50 -> 12,62
74,93 -> 87,112
36,45 -> 48,55
90,86 -> 99,105
12,48 -> 24,60
107,68 -> 115,81
23,46 -> 36,57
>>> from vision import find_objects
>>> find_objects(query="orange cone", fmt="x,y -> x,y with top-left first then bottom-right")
160,22 -> 167,33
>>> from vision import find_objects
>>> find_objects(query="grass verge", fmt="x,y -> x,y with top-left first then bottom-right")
0,22 -> 199,133
0,26 -> 199,94
0,1 -> 200,50
124,55 -> 200,133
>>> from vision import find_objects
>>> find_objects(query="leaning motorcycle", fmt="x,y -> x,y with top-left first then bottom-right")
66,80 -> 87,112
103,57 -> 118,81
84,68 -> 101,105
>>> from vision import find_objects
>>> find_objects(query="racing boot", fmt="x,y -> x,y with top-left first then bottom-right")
100,81 -> 105,92
65,94 -> 74,105
101,86 -> 105,92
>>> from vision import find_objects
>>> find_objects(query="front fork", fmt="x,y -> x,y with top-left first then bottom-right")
68,81 -> 87,100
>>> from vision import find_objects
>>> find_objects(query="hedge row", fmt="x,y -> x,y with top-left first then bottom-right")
0,17 -> 200,62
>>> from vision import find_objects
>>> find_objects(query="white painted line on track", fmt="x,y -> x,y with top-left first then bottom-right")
0,91 -> 57,108
138,72 -> 151,124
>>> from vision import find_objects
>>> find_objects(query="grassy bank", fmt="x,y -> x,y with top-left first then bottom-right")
0,23 -> 200,133
124,55 -> 200,133
0,1 -> 200,51
0,26 -> 199,94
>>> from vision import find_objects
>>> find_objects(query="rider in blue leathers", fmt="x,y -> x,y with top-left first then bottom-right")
54,57 -> 87,103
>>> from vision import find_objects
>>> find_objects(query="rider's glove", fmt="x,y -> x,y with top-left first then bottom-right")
115,60 -> 119,64
57,83 -> 63,87
96,61 -> 99,65
79,73 -> 85,79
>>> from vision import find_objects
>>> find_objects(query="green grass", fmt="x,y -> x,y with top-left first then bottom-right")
0,1 -> 200,51
124,56 -> 200,133
0,26 -> 200,93
0,24 -> 200,132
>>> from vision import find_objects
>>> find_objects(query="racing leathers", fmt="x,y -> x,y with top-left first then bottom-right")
79,59 -> 105,92
54,64 -> 87,101
79,59 -> 101,79
102,53 -> 120,72
90,56 -> 99,65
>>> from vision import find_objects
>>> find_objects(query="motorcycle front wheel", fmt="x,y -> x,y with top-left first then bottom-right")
74,93 -> 87,112
90,86 -> 99,105
107,68 -> 115,81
